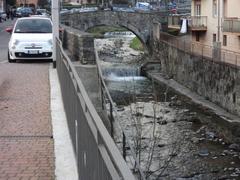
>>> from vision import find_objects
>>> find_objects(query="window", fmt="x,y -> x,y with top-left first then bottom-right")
213,34 -> 216,42
223,35 -> 227,46
196,33 -> 200,42
195,0 -> 201,16
213,0 -> 217,17
14,19 -> 52,33
223,0 -> 228,17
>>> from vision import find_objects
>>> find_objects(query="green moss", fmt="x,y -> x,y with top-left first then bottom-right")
130,37 -> 144,51
167,29 -> 179,36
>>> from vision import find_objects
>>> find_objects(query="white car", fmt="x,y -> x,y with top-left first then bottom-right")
6,17 -> 53,63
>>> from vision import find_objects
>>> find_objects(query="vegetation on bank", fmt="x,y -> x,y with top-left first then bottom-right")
130,37 -> 144,51
87,26 -> 127,37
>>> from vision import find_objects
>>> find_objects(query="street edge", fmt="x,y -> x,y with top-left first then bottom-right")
49,65 -> 79,180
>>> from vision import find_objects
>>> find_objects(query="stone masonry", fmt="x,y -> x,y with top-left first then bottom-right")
152,39 -> 240,117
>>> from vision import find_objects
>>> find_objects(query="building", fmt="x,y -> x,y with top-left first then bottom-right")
0,0 -> 6,11
191,0 -> 240,53
16,0 -> 38,7
63,0 -> 96,5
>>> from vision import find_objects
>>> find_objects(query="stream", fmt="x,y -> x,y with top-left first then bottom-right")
95,32 -> 240,180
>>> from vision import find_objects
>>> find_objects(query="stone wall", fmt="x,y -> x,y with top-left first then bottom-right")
61,25 -> 96,64
152,40 -> 240,116
61,11 -> 166,48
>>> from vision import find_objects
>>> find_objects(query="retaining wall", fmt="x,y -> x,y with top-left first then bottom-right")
61,25 -> 96,64
152,40 -> 240,116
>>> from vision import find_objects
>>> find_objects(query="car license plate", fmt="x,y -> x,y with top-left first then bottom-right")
28,50 -> 39,54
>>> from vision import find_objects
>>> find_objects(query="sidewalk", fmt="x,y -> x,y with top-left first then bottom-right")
0,63 -> 77,180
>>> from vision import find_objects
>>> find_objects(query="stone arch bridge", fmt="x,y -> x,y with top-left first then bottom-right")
61,11 -> 166,51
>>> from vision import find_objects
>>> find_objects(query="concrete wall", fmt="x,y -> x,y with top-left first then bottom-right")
61,25 -> 96,64
153,39 -> 240,116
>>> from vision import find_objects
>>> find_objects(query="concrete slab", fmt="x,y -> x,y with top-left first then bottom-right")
50,66 -> 79,180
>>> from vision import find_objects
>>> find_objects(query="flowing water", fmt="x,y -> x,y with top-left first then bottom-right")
95,33 -> 240,180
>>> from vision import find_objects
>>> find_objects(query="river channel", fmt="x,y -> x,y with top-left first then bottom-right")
95,32 -> 240,180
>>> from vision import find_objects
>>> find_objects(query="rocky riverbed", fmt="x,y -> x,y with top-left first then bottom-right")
95,32 -> 240,180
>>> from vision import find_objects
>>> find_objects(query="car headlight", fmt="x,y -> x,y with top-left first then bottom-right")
13,39 -> 20,46
11,39 -> 20,49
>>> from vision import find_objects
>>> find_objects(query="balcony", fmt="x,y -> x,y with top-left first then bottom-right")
168,16 -> 181,30
222,18 -> 240,34
189,16 -> 207,31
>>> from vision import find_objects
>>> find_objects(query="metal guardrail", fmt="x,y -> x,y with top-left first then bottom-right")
189,16 -> 207,30
56,37 -> 136,180
223,18 -> 240,33
159,32 -> 240,67
94,45 -> 147,180
168,15 -> 181,27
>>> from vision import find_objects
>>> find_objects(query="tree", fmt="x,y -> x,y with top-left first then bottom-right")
38,0 -> 49,8
7,0 -> 16,6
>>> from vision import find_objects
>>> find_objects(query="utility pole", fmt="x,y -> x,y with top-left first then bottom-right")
52,0 -> 59,68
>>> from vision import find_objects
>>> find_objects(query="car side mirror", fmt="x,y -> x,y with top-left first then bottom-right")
5,27 -> 13,33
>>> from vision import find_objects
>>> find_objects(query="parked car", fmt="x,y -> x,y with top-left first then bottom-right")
20,8 -> 33,17
6,17 -> 53,63
16,7 -> 23,17
0,11 -> 7,21
16,7 -> 33,17
36,9 -> 48,16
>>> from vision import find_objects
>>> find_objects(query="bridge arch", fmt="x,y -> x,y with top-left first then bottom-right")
61,11 -> 165,51
86,23 -> 147,51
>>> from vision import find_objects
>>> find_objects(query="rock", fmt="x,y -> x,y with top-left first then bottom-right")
198,148 -> 209,157
229,143 -> 240,151
235,168 -> 240,174
117,106 -> 125,111
157,144 -> 165,148
206,131 -> 215,139
230,173 -> 239,177
228,167 -> 234,171
158,120 -> 167,125
191,137 -> 200,144
196,126 -> 206,134
231,161 -> 235,165
218,175 -> 228,180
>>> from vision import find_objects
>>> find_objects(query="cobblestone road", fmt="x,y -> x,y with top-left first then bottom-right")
0,63 -> 55,180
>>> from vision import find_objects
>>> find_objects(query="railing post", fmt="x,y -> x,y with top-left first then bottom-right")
110,103 -> 114,138
183,40 -> 186,52
235,54 -> 238,67
75,120 -> 79,167
101,81 -> 105,110
123,133 -> 126,160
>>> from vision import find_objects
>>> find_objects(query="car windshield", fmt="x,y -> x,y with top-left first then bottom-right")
14,19 -> 52,33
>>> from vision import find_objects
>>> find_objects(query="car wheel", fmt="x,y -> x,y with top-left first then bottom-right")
8,51 -> 16,63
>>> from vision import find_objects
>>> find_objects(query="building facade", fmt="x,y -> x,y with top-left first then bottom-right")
63,0 -> 96,5
16,0 -> 38,7
191,0 -> 240,53
0,0 -> 6,11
